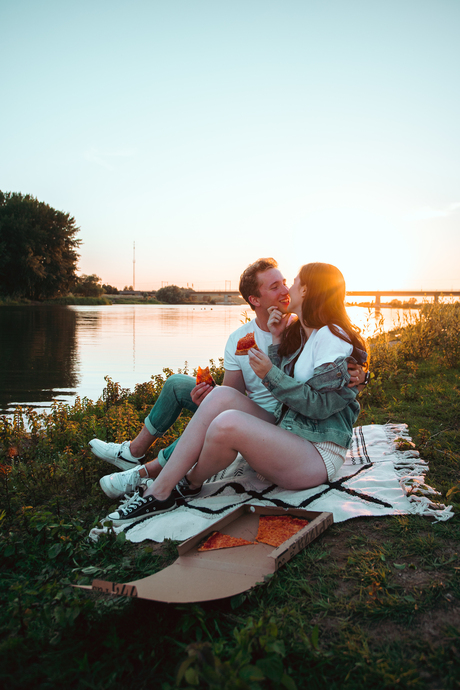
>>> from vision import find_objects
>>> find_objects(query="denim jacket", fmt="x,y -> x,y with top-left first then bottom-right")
261,341 -> 366,448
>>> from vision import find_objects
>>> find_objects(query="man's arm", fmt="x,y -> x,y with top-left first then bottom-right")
222,369 -> 247,395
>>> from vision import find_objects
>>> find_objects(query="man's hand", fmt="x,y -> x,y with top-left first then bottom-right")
248,348 -> 272,379
348,362 -> 366,388
190,382 -> 214,406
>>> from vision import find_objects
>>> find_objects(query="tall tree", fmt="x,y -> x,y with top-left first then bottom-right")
0,191 -> 81,300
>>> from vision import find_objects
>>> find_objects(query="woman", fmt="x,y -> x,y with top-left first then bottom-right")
109,263 -> 368,524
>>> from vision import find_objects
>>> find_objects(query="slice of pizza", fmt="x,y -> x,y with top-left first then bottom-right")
235,332 -> 260,356
255,515 -> 309,547
198,531 -> 254,552
196,366 -> 216,387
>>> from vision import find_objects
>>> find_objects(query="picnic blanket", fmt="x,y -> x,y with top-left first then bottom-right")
89,423 -> 453,543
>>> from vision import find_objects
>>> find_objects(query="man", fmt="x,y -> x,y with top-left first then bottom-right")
90,258 -> 365,499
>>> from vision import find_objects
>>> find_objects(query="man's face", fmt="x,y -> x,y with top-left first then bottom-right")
250,268 -> 291,313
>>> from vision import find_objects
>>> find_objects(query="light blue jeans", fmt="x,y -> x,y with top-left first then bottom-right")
144,374 -> 198,467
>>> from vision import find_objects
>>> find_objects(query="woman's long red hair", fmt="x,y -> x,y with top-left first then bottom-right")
279,263 -> 367,363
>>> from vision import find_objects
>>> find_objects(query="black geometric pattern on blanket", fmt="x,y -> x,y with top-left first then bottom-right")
203,426 -> 388,509
126,428 -> 391,527
164,464 -> 393,520
89,424 -> 452,543
350,426 -> 371,465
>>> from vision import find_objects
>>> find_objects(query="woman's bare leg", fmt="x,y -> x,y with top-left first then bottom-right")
144,387 -> 275,500
187,410 -> 328,491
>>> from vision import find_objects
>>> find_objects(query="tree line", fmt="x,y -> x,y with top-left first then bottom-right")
0,192 -> 123,300
0,191 -> 197,303
0,191 -> 81,300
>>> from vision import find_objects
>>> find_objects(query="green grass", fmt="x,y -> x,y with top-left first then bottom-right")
46,296 -> 112,305
0,296 -> 112,306
0,296 -> 34,306
0,305 -> 459,689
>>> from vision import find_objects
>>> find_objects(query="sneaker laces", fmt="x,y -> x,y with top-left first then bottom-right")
108,440 -> 144,462
175,476 -> 191,497
122,467 -> 144,494
118,491 -> 139,509
175,476 -> 201,498
117,492 -> 147,517
118,440 -> 134,459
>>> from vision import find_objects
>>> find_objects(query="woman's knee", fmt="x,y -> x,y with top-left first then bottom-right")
206,410 -> 243,443
202,385 -> 242,410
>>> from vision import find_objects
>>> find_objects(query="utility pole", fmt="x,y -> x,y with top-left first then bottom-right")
133,241 -> 135,291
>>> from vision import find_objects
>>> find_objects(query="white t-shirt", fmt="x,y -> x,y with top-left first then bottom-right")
293,325 -> 353,383
224,319 -> 278,413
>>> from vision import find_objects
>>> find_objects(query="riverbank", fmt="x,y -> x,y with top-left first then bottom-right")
0,296 -> 437,308
0,296 -> 221,306
0,296 -> 113,306
0,303 -> 459,689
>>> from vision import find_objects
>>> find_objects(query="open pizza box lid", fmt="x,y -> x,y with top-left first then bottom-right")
80,505 -> 333,603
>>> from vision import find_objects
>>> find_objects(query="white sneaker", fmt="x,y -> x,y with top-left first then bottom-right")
89,439 -> 144,471
99,466 -> 148,499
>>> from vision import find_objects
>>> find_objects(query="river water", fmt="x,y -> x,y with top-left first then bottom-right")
0,304 -> 415,415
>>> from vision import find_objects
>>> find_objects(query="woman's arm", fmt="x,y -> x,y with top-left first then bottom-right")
260,357 -> 357,420
267,306 -> 290,345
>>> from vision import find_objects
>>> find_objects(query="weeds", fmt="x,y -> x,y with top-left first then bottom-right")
0,306 -> 459,688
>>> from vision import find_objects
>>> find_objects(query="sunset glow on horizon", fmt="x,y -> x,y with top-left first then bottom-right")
1,0 -> 459,294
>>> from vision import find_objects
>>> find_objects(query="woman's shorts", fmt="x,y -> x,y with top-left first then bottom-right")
313,441 -> 347,482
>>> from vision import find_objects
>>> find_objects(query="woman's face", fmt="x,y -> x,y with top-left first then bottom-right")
288,274 -> 306,316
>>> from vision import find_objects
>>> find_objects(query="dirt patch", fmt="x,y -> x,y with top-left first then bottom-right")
309,516 -> 460,650
364,606 -> 460,648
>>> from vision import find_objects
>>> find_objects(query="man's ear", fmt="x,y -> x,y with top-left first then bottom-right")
248,294 -> 260,308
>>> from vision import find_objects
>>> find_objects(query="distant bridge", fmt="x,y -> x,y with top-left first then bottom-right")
190,289 -> 460,308
117,289 -> 460,308
187,290 -> 245,304
346,291 -> 460,308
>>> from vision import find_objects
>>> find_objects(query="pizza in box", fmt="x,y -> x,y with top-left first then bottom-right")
255,515 -> 309,547
197,515 -> 309,552
198,531 -> 254,551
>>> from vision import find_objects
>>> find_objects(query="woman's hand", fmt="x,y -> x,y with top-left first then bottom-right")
190,382 -> 214,406
248,348 -> 272,379
347,363 -> 365,388
267,306 -> 289,343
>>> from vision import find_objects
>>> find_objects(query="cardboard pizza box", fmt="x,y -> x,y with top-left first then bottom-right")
83,505 -> 333,603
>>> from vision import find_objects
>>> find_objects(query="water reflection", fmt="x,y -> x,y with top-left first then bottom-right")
0,303 -> 416,415
65,305 -> 247,407
0,306 -> 81,413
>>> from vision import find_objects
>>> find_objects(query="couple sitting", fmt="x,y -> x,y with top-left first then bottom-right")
89,258 -> 368,524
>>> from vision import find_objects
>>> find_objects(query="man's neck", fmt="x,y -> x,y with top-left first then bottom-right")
254,308 -> 270,332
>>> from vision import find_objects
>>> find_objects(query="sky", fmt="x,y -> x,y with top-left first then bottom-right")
1,0 -> 459,293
